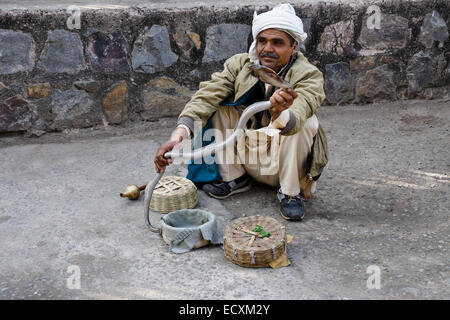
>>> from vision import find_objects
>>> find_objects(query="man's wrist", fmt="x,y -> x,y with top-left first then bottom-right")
170,126 -> 189,142
176,117 -> 194,139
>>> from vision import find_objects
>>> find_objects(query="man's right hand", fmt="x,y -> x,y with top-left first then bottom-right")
154,140 -> 179,173
154,127 -> 188,173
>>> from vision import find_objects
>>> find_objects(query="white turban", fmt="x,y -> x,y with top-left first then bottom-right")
248,3 -> 308,63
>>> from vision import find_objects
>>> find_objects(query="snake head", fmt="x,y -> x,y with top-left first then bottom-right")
248,64 -> 293,89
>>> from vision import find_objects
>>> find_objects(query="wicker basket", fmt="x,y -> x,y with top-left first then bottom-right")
223,215 -> 287,268
149,176 -> 198,213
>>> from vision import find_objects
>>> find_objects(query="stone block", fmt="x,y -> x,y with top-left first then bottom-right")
86,31 -> 130,73
0,29 -> 35,74
131,25 -> 178,74
202,24 -> 251,63
324,62 -> 353,105
103,81 -> 127,124
73,80 -> 100,93
356,65 -> 396,102
141,76 -> 193,121
38,30 -> 86,74
420,86 -> 449,99
174,30 -> 201,61
419,11 -> 449,48
317,20 -> 355,55
28,83 -> 51,99
406,51 -> 439,94
0,95 -> 41,132
51,89 -> 99,130
358,14 -> 410,52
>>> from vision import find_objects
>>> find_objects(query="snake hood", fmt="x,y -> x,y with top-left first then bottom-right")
248,64 -> 293,89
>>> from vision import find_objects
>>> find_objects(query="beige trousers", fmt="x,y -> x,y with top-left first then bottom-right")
210,106 -> 319,197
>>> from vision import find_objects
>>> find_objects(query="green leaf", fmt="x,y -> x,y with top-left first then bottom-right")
252,225 -> 270,237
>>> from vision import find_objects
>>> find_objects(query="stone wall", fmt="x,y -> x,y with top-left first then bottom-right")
0,0 -> 449,136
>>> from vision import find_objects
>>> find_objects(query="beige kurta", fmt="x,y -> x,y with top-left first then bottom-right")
178,52 -> 324,137
211,106 -> 318,198
177,52 -> 328,183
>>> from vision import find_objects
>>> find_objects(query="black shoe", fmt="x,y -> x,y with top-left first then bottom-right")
277,188 -> 305,221
202,174 -> 251,199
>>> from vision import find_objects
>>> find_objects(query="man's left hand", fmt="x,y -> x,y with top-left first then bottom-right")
269,88 -> 298,120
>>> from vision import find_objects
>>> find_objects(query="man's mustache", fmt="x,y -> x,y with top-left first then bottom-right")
260,52 -> 279,59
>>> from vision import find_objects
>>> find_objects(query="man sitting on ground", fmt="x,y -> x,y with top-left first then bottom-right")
154,3 -> 328,221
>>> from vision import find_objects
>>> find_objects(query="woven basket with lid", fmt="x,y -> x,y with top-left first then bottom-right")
149,176 -> 198,213
223,215 -> 287,268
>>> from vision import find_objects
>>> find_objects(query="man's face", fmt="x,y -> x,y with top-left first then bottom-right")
256,29 -> 297,73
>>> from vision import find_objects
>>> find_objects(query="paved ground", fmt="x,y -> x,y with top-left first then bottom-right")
0,98 -> 449,300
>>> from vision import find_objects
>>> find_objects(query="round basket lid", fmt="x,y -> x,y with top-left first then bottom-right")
149,176 -> 198,213
223,215 -> 286,268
